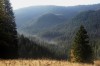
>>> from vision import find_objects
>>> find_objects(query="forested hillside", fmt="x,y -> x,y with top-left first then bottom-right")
15,4 -> 100,31
40,10 -> 100,42
39,10 -> 100,59
24,13 -> 66,34
14,4 -> 100,59
18,35 -> 69,60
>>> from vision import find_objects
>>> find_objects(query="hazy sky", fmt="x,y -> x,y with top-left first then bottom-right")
10,0 -> 100,10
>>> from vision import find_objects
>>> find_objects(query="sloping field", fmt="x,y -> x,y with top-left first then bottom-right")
0,60 -> 99,66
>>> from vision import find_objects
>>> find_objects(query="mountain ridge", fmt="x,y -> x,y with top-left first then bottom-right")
15,4 -> 100,29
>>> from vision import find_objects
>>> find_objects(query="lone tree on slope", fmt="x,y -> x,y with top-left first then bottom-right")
71,25 -> 94,63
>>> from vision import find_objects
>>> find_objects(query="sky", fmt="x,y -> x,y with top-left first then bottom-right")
10,0 -> 100,10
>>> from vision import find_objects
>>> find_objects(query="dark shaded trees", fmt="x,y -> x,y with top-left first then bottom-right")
71,25 -> 94,63
18,35 -> 55,59
0,0 -> 18,59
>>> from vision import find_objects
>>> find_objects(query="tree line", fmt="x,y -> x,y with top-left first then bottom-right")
0,0 -> 18,59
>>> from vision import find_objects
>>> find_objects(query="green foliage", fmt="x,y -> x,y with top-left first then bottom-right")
18,35 -> 67,60
71,25 -> 94,63
0,0 -> 18,59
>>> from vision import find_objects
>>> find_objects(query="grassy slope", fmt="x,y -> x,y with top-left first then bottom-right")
0,60 -> 99,66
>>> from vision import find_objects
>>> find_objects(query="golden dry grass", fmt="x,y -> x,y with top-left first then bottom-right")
0,59 -> 99,66
94,60 -> 100,66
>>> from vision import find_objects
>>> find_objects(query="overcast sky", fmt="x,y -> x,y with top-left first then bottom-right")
10,0 -> 100,10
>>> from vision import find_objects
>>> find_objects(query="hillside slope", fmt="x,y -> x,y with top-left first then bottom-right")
39,10 -> 100,45
15,4 -> 100,30
23,13 -> 66,34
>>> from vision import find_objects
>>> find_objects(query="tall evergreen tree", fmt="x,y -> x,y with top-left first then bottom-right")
71,25 -> 94,63
0,0 -> 18,59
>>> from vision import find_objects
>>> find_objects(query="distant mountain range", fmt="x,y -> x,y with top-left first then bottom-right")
14,4 -> 100,45
14,4 -> 100,28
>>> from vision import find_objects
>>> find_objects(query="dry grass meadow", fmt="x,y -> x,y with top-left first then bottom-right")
0,60 -> 99,66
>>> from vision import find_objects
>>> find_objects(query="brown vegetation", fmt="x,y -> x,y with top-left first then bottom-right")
0,60 -> 99,66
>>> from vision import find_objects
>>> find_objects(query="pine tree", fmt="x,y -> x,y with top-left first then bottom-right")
71,25 -> 94,63
4,0 -> 18,58
0,0 -> 18,59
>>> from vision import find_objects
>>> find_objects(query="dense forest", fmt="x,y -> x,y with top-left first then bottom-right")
0,0 -> 100,62
15,7 -> 100,59
39,10 -> 100,59
0,0 -> 18,59
18,35 -> 68,60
